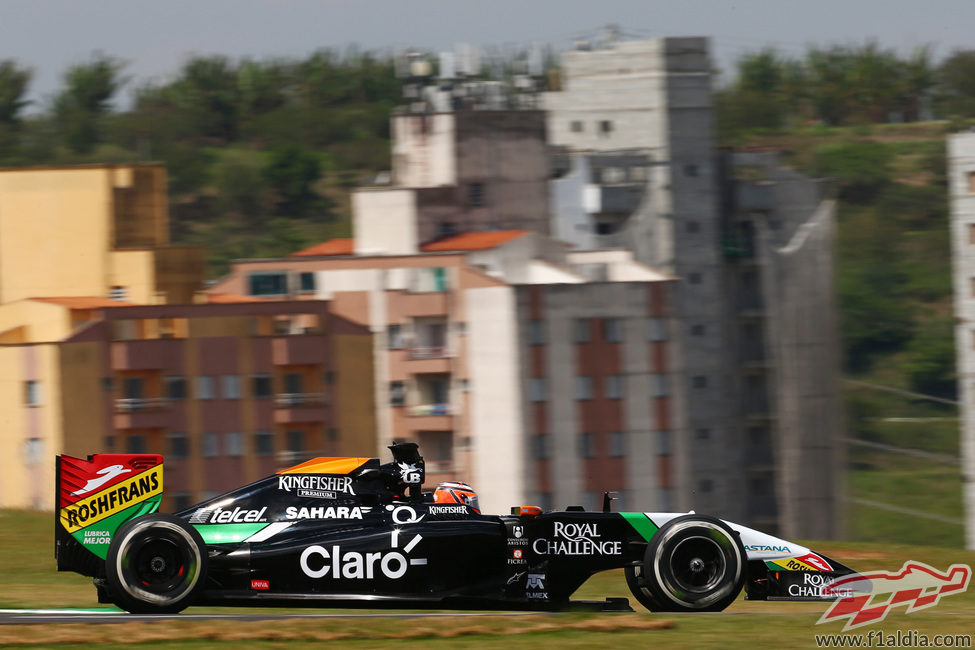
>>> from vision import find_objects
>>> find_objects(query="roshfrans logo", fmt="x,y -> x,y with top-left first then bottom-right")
300,530 -> 427,580
71,464 -> 131,496
818,561 -> 972,631
278,474 -> 355,499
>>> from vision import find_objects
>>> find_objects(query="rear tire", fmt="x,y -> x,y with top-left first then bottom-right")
626,515 -> 745,612
106,514 -> 207,614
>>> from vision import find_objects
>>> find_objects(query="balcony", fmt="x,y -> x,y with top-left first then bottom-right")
274,393 -> 328,424
409,346 -> 447,359
406,403 -> 453,431
113,397 -> 171,429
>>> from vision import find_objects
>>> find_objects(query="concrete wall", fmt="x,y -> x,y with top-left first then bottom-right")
392,113 -> 457,188
467,285 -> 525,512
949,132 -> 975,550
0,343 -> 62,509
353,188 -> 419,255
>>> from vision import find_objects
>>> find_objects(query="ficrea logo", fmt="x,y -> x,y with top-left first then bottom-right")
818,561 -> 972,631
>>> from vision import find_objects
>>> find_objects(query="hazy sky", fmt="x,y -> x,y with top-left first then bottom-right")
4,0 -> 975,109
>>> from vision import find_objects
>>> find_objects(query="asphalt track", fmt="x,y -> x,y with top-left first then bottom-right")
0,608 -> 549,625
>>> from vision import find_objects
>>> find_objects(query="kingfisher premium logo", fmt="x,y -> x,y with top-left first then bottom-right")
278,475 -> 355,499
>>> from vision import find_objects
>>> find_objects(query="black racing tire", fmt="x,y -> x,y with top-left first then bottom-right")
625,515 -> 745,612
106,514 -> 207,614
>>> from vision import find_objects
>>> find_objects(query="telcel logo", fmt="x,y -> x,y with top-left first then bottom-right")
300,530 -> 427,580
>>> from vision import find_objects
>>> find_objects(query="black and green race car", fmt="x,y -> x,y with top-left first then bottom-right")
55,443 -> 854,614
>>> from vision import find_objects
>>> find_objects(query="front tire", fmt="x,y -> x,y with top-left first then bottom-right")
626,515 -> 745,612
106,514 -> 207,614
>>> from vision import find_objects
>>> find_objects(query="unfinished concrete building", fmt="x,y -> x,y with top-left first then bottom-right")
545,37 -> 842,539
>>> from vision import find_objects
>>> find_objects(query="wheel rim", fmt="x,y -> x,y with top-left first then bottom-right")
669,535 -> 726,594
117,523 -> 200,604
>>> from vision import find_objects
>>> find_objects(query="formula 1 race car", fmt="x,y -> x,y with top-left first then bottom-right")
55,443 -> 855,614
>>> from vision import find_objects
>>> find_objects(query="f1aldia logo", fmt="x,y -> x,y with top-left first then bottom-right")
818,561 -> 972,631
300,530 -> 427,580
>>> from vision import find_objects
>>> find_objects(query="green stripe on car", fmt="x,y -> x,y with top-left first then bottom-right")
621,512 -> 659,542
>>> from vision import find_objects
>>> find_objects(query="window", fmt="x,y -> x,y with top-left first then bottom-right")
686,221 -> 700,233
23,437 -> 43,464
109,285 -> 127,301
689,272 -> 702,285
598,120 -> 613,135
579,433 -> 594,458
104,435 -> 115,451
609,431 -> 625,457
468,182 -> 485,207
969,171 -> 975,194
651,374 -> 668,397
575,376 -> 592,400
102,377 -> 113,391
284,372 -> 303,394
605,375 -> 622,400
696,428 -> 711,440
437,221 -> 457,238
648,318 -> 666,342
24,380 -> 41,406
657,430 -> 671,455
164,376 -> 186,400
252,374 -> 272,398
167,433 -> 188,458
699,479 -> 713,493
604,318 -> 622,343
533,434 -> 550,460
528,320 -> 545,345
202,433 -> 219,457
225,432 -> 244,457
971,277 -> 975,299
390,381 -> 406,407
255,430 -> 274,456
691,324 -> 705,336
286,430 -> 304,453
324,371 -> 334,385
570,120 -> 583,133
222,375 -> 241,400
249,271 -> 289,296
299,272 -> 315,293
123,376 -> 143,400
196,376 -> 215,400
693,375 -> 708,389
388,324 -> 404,349
684,164 -> 699,177
529,377 -> 547,402
126,435 -> 146,454
970,224 -> 975,245
574,318 -> 591,343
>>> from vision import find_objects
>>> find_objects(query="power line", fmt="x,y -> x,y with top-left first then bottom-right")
843,378 -> 959,407
843,437 -> 960,466
846,497 -> 964,526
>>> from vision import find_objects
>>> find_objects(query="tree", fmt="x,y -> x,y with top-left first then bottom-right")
263,144 -> 323,217
53,54 -> 125,153
903,316 -> 957,400
0,60 -> 32,125
813,141 -> 893,203
935,49 -> 975,118
172,56 -> 240,142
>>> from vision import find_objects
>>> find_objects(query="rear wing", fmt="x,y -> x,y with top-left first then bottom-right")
55,454 -> 164,576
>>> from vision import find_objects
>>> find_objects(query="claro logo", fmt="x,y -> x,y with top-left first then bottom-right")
300,530 -> 427,580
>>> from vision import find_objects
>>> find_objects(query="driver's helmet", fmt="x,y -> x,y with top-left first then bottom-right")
433,481 -> 480,514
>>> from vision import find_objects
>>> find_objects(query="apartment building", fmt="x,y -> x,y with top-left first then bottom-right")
210,228 -> 680,514
0,165 -> 375,512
